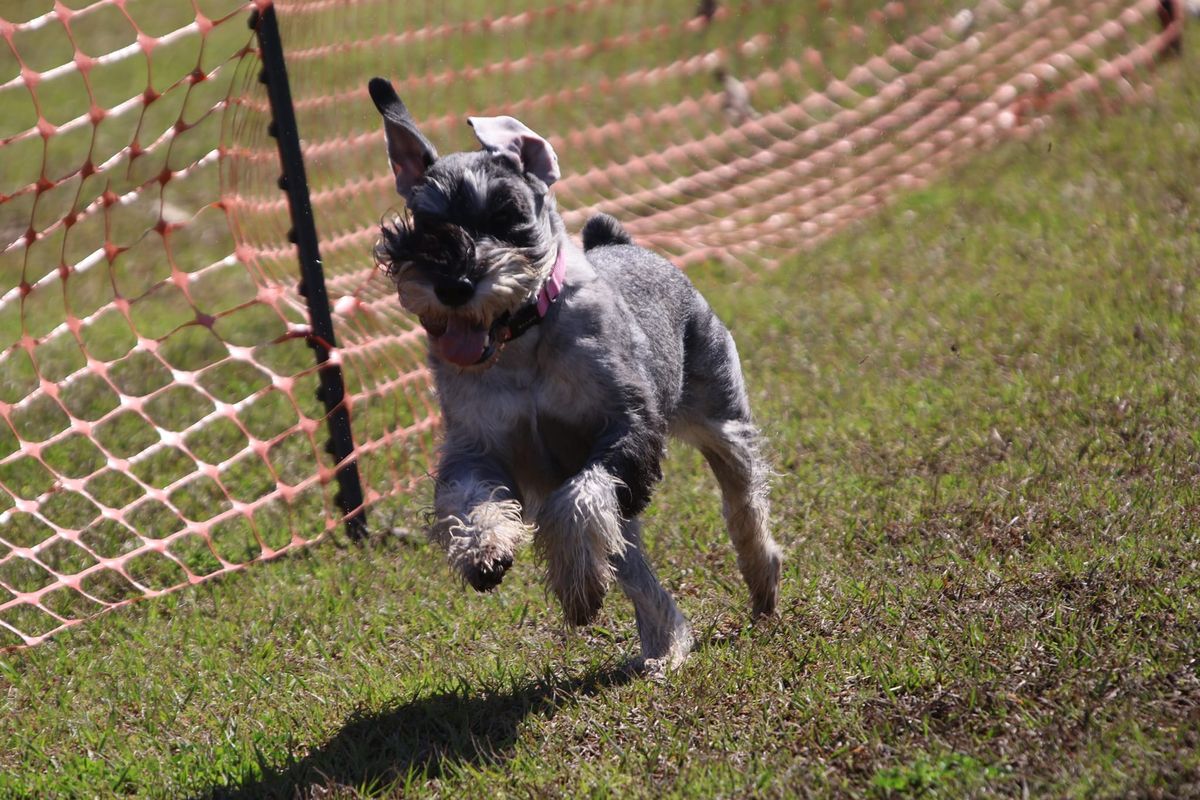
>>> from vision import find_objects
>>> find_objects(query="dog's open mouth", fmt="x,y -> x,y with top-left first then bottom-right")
422,316 -> 502,367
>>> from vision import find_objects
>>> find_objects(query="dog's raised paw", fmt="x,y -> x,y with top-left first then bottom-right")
465,553 -> 513,592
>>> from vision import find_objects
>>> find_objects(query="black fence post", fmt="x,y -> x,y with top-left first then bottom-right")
1158,0 -> 1183,55
249,2 -> 369,541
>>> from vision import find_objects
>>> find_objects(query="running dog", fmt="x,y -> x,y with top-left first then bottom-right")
368,78 -> 782,671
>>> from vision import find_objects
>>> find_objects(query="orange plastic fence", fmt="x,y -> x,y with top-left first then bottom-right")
0,0 -> 1181,649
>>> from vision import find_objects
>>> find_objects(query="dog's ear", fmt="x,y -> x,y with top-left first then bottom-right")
368,77 -> 438,202
467,115 -> 560,187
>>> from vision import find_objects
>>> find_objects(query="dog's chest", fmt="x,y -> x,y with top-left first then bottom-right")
506,411 -> 598,503
438,351 -> 606,480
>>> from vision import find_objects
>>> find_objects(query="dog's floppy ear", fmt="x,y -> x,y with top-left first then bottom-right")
368,77 -> 438,202
467,115 -> 560,187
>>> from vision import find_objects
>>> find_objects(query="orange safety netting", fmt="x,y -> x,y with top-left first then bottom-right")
0,0 -> 343,650
0,0 -> 1181,649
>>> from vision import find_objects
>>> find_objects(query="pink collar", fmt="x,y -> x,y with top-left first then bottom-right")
483,246 -> 567,356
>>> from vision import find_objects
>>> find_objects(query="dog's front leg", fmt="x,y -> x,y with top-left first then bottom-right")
536,415 -> 665,626
431,441 -> 531,592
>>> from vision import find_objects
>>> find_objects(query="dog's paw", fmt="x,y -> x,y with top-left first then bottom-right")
559,577 -> 607,626
632,643 -> 692,680
464,553 -> 513,592
750,550 -> 782,619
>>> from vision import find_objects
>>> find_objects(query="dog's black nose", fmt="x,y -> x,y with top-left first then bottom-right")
434,276 -> 475,307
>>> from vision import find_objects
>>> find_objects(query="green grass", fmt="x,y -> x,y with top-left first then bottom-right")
2,27 -> 1199,800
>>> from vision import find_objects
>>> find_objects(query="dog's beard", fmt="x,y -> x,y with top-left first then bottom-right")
376,213 -> 554,367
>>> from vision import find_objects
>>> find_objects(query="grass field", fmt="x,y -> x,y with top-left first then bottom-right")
4,9 -> 1200,800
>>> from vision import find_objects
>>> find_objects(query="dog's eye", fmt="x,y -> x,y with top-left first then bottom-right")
487,204 -> 523,233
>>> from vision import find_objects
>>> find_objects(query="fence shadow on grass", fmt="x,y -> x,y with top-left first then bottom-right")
200,662 -> 634,798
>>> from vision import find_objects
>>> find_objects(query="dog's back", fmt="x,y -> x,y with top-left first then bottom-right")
580,211 -> 707,353
580,214 -> 747,427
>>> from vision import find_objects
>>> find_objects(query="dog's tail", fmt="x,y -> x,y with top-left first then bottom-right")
582,213 -> 634,250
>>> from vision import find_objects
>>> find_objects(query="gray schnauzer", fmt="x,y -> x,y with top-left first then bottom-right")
368,78 -> 782,671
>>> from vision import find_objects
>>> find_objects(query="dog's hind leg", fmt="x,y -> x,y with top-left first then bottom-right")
678,316 -> 782,618
694,418 -> 781,617
613,517 -> 693,672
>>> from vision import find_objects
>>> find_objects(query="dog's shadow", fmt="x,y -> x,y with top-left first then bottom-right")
200,663 -> 633,799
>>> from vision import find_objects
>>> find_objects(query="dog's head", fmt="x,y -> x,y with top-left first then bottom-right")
368,78 -> 563,369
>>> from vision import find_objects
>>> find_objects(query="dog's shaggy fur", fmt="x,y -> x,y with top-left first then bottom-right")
369,78 -> 782,671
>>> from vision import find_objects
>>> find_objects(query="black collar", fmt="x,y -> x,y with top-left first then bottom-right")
474,247 -> 566,363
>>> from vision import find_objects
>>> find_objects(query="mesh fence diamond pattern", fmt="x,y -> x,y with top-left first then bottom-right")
0,0 -> 341,649
0,0 -> 1181,649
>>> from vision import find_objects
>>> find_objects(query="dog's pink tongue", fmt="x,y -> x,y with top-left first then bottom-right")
434,317 -> 488,366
